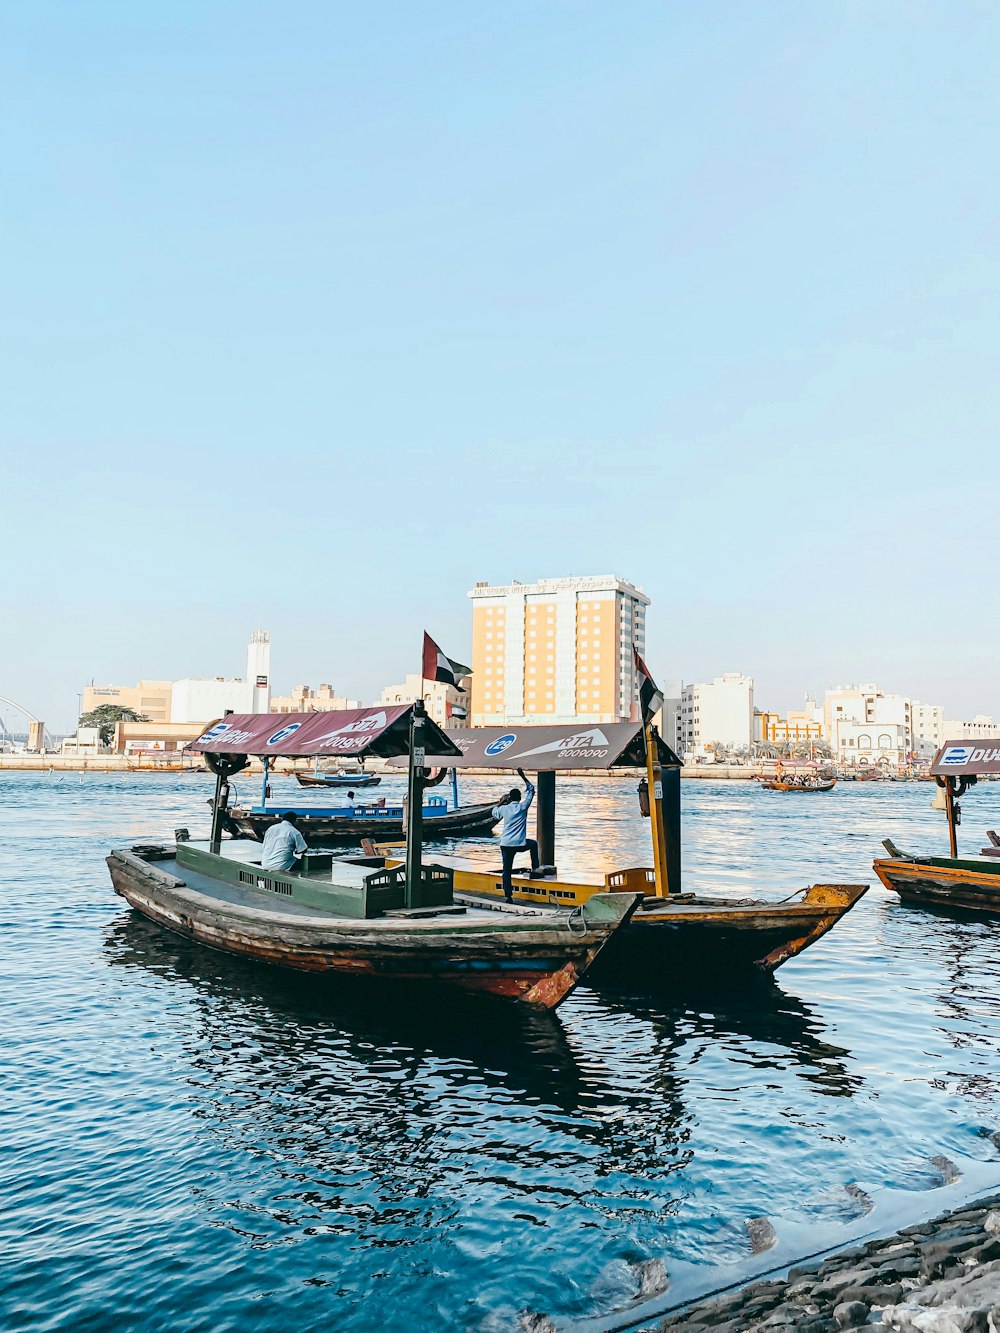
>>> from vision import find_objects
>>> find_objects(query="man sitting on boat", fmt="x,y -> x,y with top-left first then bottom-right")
261,811 -> 307,872
493,768 -> 540,902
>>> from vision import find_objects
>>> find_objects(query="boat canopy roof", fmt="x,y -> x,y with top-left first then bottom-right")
189,705 -> 462,760
390,721 -> 682,772
930,740 -> 1000,777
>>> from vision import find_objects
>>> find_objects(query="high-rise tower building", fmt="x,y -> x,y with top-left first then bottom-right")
468,575 -> 649,727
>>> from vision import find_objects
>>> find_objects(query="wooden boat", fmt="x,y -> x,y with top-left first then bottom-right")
227,797 -> 498,844
874,740 -> 1000,915
758,778 -> 837,793
294,771 -> 381,789
396,722 -> 868,981
107,839 -> 641,1009
419,856 -> 866,980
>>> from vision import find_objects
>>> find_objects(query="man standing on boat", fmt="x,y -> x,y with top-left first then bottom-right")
493,767 -> 539,902
261,811 -> 307,872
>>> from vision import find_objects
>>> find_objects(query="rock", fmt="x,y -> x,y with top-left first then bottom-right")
788,1258 -> 825,1282
518,1314 -> 557,1333
633,1257 -> 669,1297
921,1236 -> 984,1279
930,1155 -> 963,1185
746,1216 -> 779,1254
962,1239 -> 1000,1268
841,1281 -> 904,1307
845,1182 -> 874,1213
878,1257 -> 923,1280
833,1300 -> 869,1328
984,1211 -> 1000,1236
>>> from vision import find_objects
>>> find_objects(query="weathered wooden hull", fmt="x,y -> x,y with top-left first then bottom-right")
294,773 -> 382,788
874,856 -> 1000,915
440,862 -> 867,980
106,849 -> 636,1009
589,884 -> 866,980
230,803 -> 498,844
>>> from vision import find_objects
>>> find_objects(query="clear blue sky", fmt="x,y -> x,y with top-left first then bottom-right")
3,1 -> 998,731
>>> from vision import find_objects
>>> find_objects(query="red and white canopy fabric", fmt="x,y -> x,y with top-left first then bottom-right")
188,705 -> 461,760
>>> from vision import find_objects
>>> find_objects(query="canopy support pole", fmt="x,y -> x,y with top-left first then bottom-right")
536,770 -> 556,867
645,723 -> 669,897
260,755 -> 269,810
945,776 -> 959,858
210,769 -> 225,854
404,701 -> 427,909
663,760 -> 682,895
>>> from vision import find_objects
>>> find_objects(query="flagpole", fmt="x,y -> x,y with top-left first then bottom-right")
644,721 -> 669,897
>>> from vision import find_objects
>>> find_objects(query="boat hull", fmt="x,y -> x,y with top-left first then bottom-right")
294,773 -> 382,788
106,849 -> 635,1009
874,856 -> 1000,915
229,803 -> 498,844
437,861 -> 867,979
589,884 -> 866,979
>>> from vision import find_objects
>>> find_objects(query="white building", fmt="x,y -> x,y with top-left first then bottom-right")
654,678 -> 684,756
835,720 -> 908,771
270,684 -> 361,714
61,726 -> 101,756
681,673 -> 755,752
170,632 -> 272,724
911,702 -> 946,759
468,575 -> 649,726
823,684 -> 915,757
379,673 -> 469,730
941,714 -> 1000,740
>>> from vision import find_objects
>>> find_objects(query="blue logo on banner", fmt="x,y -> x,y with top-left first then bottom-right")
267,722 -> 302,746
485,733 -> 517,756
199,722 -> 231,743
942,746 -> 974,765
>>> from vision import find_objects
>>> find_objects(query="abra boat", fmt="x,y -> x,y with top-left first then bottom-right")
758,778 -> 837,793
390,722 -> 867,981
294,770 -> 382,789
874,740 -> 1000,915
107,704 -> 640,1009
227,796 -> 498,844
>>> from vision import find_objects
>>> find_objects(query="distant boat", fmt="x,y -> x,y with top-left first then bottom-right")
226,797 -> 497,844
758,778 -> 837,793
294,771 -> 381,789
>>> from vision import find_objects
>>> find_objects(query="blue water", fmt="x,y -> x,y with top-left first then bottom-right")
4,772 -> 1000,1331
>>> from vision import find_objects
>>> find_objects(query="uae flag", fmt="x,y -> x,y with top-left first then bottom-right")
422,633 -> 472,691
633,645 -> 663,724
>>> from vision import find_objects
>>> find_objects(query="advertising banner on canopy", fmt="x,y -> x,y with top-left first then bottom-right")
189,705 -> 461,760
391,722 -> 681,772
930,740 -> 1000,778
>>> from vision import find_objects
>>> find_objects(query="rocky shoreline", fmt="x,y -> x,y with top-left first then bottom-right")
653,1192 -> 1000,1331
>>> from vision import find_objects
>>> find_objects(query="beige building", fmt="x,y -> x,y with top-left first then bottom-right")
270,684 -> 361,714
941,714 -> 1000,740
379,673 -> 469,729
468,575 -> 649,726
82,680 -> 173,723
113,720 -> 207,753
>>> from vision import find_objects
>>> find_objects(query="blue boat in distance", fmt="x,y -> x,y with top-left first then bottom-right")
294,770 -> 382,788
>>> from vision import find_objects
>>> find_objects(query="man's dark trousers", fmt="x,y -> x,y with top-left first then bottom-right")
500,840 -> 540,901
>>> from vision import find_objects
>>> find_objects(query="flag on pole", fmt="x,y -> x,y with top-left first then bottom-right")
633,645 -> 663,724
422,633 -> 472,691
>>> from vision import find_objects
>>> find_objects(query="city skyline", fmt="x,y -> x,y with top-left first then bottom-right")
3,4 -> 999,729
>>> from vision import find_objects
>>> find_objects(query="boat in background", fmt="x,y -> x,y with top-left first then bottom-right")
294,770 -> 381,789
758,777 -> 836,793
874,739 -> 1000,914
227,796 -> 498,844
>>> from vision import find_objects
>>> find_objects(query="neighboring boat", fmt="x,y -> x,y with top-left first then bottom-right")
874,739 -> 1000,915
226,797 -> 498,844
758,778 -> 837,793
294,771 -> 382,789
107,839 -> 640,1010
106,703 -> 641,1009
395,721 -> 868,982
